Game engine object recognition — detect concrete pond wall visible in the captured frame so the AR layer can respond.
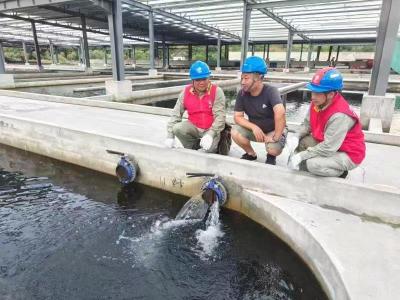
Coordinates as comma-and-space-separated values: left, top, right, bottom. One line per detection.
0, 89, 399, 299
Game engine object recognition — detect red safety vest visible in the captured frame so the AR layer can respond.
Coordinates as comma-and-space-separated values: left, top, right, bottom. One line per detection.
309, 93, 366, 164
183, 84, 217, 130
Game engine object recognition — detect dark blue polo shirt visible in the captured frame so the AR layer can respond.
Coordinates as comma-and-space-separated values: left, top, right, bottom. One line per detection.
234, 84, 283, 133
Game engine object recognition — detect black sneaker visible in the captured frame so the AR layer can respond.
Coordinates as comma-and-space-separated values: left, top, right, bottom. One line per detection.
265, 154, 276, 165
339, 171, 348, 179
192, 139, 201, 150
241, 153, 257, 161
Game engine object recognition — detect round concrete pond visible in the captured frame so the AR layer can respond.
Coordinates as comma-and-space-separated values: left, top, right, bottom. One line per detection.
0, 145, 327, 299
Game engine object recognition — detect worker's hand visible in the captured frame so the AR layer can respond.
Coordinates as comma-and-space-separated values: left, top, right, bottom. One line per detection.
264, 134, 276, 143
251, 125, 265, 142
288, 153, 302, 170
200, 134, 213, 151
291, 136, 300, 150
164, 138, 175, 148
287, 136, 300, 155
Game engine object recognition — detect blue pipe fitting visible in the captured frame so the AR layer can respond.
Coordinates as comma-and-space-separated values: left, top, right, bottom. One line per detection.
201, 177, 228, 206
116, 155, 138, 186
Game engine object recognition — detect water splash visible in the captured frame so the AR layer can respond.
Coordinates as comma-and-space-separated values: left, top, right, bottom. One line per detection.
195, 201, 224, 260
175, 193, 209, 221
205, 199, 220, 227
175, 193, 225, 260
116, 214, 199, 268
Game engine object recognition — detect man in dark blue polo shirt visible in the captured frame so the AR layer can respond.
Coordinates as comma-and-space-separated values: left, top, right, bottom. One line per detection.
232, 56, 286, 165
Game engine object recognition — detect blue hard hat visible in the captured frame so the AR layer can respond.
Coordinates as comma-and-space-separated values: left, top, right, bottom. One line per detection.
241, 56, 268, 75
189, 60, 211, 80
306, 67, 343, 93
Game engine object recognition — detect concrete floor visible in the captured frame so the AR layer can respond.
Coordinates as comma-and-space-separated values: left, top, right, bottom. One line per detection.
0, 94, 397, 190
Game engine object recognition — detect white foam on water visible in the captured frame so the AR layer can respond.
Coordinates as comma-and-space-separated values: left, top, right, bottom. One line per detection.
116, 215, 199, 267
195, 223, 224, 259
152, 218, 198, 233
195, 201, 224, 260
149, 217, 198, 237
116, 230, 141, 245
116, 197, 223, 265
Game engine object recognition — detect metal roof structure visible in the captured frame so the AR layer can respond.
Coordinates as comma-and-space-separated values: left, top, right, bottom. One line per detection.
140, 0, 389, 43
0, 1, 399, 99
0, 0, 399, 48
0, 0, 240, 47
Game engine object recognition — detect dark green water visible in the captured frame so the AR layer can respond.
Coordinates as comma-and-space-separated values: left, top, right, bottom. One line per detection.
0, 145, 327, 300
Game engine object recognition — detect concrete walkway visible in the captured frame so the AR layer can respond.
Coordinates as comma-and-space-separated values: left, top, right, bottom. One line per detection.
0, 94, 398, 190
242, 190, 400, 300
0, 93, 399, 299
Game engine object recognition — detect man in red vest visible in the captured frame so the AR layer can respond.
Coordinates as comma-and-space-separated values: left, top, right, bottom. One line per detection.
288, 67, 366, 178
165, 61, 226, 152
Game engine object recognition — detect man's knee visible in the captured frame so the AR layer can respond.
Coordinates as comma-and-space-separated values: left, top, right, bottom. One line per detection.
231, 128, 242, 140
305, 159, 330, 176
231, 127, 251, 143
172, 122, 183, 135
266, 132, 286, 156
298, 135, 318, 152
172, 122, 191, 137
305, 158, 344, 177
305, 159, 318, 173
267, 148, 282, 156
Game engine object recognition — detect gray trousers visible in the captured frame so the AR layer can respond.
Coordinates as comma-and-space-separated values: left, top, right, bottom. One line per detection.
298, 135, 357, 177
173, 121, 220, 153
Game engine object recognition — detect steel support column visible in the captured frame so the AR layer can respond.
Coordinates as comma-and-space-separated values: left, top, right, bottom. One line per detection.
266, 44, 270, 61
76, 47, 80, 65
154, 42, 159, 60
205, 45, 209, 64
217, 34, 221, 68
131, 45, 136, 66
81, 15, 91, 69
224, 44, 229, 61
306, 43, 313, 68
22, 42, 29, 65
162, 39, 167, 69
107, 0, 125, 81
128, 46, 132, 60
336, 45, 341, 61
0, 43, 5, 73
285, 30, 294, 69
79, 38, 85, 66
188, 44, 192, 62
327, 45, 333, 61
263, 44, 266, 60
369, 0, 400, 95
148, 10, 155, 70
104, 46, 108, 66
240, 0, 251, 68
49, 41, 55, 65
316, 45, 322, 61
31, 20, 42, 70
55, 46, 59, 64
167, 45, 170, 67
300, 43, 303, 61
